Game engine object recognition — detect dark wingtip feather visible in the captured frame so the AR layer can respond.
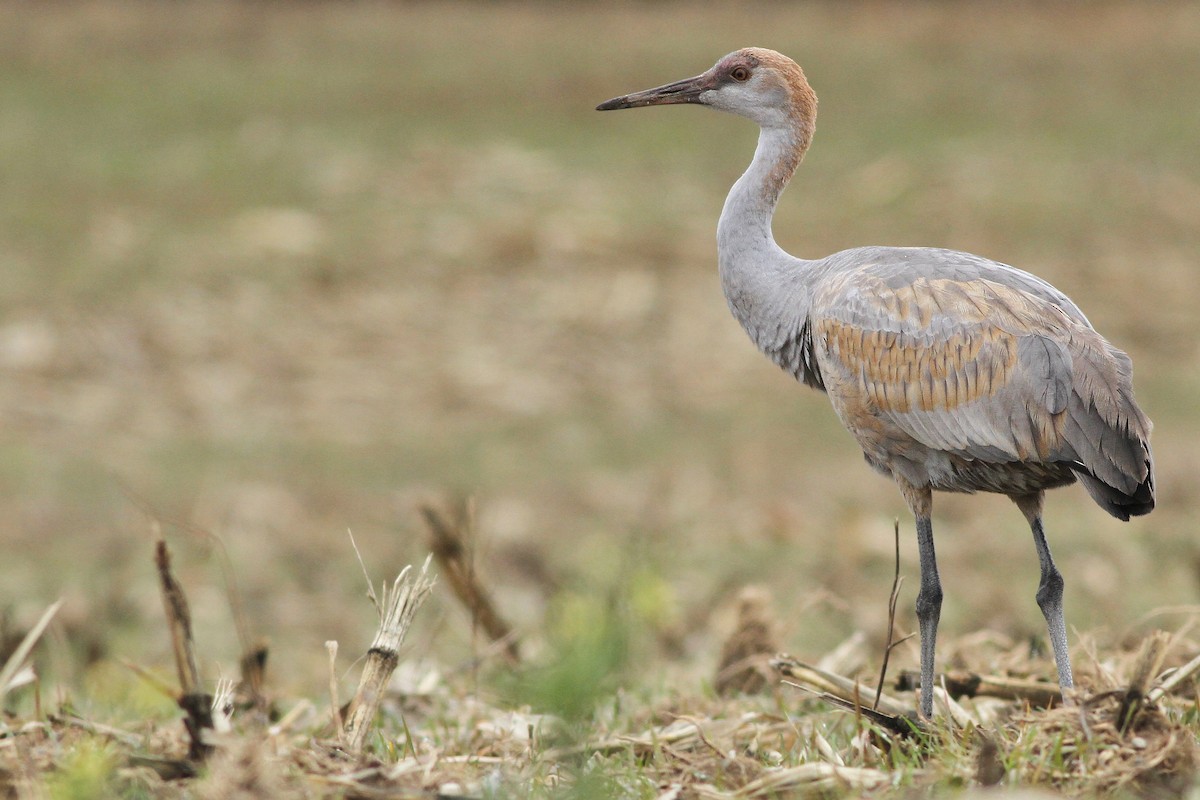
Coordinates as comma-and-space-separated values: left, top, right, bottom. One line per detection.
1121, 474, 1155, 518
1074, 463, 1154, 521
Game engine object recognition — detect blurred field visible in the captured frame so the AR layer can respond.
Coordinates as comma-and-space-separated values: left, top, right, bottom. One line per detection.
1, 0, 1199, 749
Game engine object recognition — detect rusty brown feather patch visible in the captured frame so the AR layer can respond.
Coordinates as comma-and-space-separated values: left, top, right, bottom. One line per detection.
814, 276, 1072, 415
819, 320, 1019, 414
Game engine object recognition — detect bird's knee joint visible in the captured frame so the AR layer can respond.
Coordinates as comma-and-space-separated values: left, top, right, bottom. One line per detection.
915, 586, 943, 618
1036, 571, 1065, 610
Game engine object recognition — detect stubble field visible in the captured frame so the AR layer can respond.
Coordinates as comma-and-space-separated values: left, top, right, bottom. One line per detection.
1, 2, 1199, 797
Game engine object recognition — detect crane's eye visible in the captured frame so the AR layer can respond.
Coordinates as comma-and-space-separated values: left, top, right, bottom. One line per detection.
730, 66, 751, 82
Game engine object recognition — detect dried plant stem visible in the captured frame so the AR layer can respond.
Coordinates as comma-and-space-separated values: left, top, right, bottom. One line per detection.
326, 641, 343, 742
0, 598, 62, 706
53, 713, 144, 748
421, 503, 519, 664
154, 538, 214, 760
1118, 630, 1171, 734
342, 556, 437, 754
773, 655, 911, 720
941, 671, 1062, 708
734, 763, 892, 797
1148, 649, 1200, 704
238, 640, 270, 715
875, 519, 912, 711
121, 481, 267, 711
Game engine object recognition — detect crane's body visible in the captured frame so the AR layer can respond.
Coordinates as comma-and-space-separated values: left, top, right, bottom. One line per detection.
728, 242, 1146, 509
598, 48, 1154, 719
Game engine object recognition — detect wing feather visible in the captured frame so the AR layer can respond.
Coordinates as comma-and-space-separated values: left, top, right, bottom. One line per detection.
810, 267, 1151, 499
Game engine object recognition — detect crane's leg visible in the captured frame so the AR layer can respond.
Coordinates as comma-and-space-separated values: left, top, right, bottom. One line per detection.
900, 481, 940, 719
914, 514, 941, 719
1013, 493, 1074, 698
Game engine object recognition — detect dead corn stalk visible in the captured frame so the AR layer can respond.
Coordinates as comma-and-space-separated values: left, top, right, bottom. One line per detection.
940, 670, 1062, 708
421, 503, 520, 664
154, 537, 214, 761
342, 555, 437, 754
1118, 630, 1171, 735
773, 655, 922, 735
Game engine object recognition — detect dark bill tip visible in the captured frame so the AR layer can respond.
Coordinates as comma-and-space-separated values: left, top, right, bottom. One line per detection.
596, 96, 631, 111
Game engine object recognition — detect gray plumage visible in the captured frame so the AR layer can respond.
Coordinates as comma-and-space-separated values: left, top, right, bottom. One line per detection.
599, 47, 1154, 719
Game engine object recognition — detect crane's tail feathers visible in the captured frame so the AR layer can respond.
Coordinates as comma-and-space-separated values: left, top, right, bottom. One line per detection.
1061, 337, 1154, 520
1072, 461, 1155, 521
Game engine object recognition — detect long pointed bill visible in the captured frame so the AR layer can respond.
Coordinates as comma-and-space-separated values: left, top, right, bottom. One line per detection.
596, 73, 715, 111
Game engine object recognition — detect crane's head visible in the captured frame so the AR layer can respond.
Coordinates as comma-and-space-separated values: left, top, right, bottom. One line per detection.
596, 48, 816, 136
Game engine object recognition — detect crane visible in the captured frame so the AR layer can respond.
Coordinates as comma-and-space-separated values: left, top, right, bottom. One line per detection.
597, 48, 1154, 719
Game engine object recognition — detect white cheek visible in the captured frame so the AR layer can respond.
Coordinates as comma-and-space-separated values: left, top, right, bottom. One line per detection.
704, 85, 752, 112
704, 86, 790, 129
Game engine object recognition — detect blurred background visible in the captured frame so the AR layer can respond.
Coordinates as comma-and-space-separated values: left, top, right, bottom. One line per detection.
1, 1, 1197, 703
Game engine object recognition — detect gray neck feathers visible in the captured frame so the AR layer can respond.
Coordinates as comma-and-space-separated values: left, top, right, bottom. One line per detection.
716, 125, 820, 384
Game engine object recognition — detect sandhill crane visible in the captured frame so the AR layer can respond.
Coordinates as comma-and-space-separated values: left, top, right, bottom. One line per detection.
597, 48, 1154, 719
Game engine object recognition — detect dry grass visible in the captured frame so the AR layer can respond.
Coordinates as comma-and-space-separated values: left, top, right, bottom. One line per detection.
5, 589, 1200, 798
0, 1, 1199, 796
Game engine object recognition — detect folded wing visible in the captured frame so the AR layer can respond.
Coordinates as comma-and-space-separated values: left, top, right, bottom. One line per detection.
811, 268, 1153, 518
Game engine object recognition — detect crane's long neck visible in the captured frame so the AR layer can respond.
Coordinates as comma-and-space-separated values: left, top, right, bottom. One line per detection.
717, 123, 804, 258
716, 121, 815, 363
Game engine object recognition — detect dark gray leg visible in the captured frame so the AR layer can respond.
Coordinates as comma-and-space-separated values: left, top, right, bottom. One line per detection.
1031, 516, 1073, 691
1013, 493, 1074, 697
897, 479, 940, 718
914, 514, 942, 719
